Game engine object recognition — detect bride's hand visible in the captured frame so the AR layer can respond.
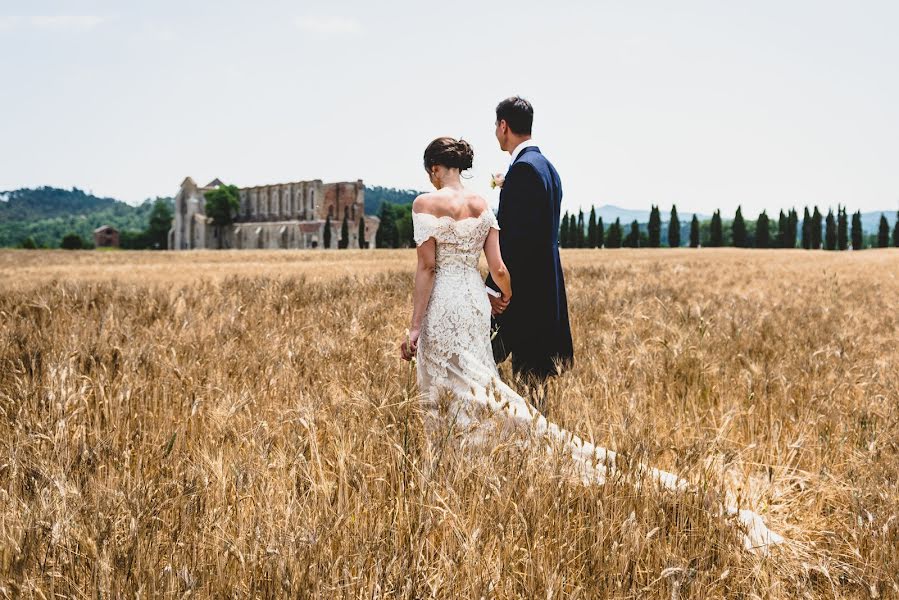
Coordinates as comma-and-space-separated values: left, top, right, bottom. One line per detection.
400, 328, 420, 361
489, 293, 510, 316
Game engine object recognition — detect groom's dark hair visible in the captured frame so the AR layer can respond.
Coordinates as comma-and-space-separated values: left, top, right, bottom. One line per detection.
496, 96, 533, 135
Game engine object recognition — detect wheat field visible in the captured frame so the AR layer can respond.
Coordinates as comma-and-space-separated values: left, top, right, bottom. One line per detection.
1, 248, 897, 598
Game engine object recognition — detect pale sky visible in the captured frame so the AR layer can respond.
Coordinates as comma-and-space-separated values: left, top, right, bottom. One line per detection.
2, 1, 898, 217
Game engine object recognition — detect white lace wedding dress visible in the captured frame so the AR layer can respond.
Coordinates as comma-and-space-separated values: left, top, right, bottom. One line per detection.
411, 209, 784, 554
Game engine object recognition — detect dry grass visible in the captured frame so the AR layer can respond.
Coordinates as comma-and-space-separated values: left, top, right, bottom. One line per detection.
1, 248, 897, 598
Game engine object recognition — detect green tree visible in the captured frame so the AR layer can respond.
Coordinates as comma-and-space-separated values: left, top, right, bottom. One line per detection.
776, 210, 787, 248
607, 218, 623, 248
709, 210, 723, 247
61, 232, 84, 249
363, 186, 421, 215
597, 216, 605, 248
824, 209, 836, 250
801, 207, 812, 249
787, 208, 799, 248
756, 211, 770, 248
648, 205, 661, 247
689, 215, 700, 248
338, 214, 350, 249
894, 212, 899, 247
837, 206, 848, 250
811, 206, 823, 249
20, 236, 37, 249
146, 198, 173, 249
204, 184, 240, 249
623, 220, 640, 248
668, 206, 680, 248
358, 217, 367, 249
560, 212, 570, 248
120, 229, 151, 249
375, 203, 397, 248
394, 205, 415, 247
851, 210, 863, 250
576, 210, 585, 248
877, 214, 889, 248
732, 206, 747, 248
587, 207, 598, 248
323, 215, 332, 249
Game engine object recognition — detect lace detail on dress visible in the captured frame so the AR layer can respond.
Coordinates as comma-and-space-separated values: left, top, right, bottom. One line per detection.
412, 210, 499, 397
412, 210, 499, 248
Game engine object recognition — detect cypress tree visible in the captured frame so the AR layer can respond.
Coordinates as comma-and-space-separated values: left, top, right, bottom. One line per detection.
877, 214, 889, 248
787, 208, 799, 248
756, 211, 770, 248
668, 205, 680, 248
323, 215, 332, 249
775, 210, 787, 248
837, 206, 848, 250
811, 206, 823, 249
375, 203, 398, 248
709, 210, 723, 247
560, 212, 570, 248
597, 216, 605, 248
576, 210, 585, 248
732, 206, 747, 248
824, 209, 836, 250
358, 216, 366, 249
607, 218, 622, 248
340, 214, 350, 249
587, 206, 598, 248
690, 215, 700, 248
648, 205, 661, 247
894, 211, 899, 247
801, 207, 812, 249
851, 210, 863, 250
623, 220, 640, 248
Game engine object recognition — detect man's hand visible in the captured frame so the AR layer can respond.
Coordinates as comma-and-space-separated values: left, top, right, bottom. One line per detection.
489, 293, 510, 316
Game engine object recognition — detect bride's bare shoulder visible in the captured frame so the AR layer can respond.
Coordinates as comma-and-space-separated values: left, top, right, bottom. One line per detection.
412, 192, 440, 215
466, 192, 490, 216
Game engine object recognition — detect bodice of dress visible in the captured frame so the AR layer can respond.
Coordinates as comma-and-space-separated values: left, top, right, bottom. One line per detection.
412, 210, 500, 275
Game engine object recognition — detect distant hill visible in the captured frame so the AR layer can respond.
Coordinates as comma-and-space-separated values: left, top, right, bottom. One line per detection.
0, 187, 171, 248
364, 186, 421, 215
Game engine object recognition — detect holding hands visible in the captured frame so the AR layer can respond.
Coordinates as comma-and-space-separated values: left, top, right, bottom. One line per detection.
489, 293, 510, 316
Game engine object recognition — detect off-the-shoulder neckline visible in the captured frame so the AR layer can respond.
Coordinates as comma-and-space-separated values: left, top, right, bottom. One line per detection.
411, 210, 492, 223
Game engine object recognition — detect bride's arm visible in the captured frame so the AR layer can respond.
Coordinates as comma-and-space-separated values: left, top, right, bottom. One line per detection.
484, 227, 511, 300
402, 237, 437, 359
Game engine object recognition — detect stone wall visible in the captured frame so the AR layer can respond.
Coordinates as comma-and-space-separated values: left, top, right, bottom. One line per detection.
170, 177, 378, 250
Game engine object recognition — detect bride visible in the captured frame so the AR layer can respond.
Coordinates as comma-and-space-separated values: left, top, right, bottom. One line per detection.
399, 136, 784, 554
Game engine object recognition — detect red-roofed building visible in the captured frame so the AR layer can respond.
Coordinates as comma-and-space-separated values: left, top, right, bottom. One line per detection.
93, 225, 119, 248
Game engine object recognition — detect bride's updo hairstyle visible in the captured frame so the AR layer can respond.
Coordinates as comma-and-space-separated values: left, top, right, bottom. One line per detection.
423, 137, 474, 172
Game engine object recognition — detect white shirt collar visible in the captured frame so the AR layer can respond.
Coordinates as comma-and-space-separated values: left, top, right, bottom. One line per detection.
509, 139, 537, 165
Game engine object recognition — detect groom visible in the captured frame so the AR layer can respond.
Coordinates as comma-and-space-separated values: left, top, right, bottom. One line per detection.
486, 96, 574, 389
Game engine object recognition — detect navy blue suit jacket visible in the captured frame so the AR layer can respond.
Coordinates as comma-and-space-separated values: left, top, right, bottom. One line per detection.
486, 145, 574, 379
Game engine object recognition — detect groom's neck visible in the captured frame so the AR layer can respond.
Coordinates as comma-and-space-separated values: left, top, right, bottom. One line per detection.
506, 134, 532, 154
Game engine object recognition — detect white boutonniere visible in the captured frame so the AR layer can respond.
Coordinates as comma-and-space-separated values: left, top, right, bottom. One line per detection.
490, 173, 505, 189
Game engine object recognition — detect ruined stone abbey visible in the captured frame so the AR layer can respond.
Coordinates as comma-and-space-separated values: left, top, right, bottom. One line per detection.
169, 177, 379, 250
